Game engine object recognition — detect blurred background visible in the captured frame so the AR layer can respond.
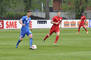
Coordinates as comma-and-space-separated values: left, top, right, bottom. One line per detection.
0, 0, 91, 20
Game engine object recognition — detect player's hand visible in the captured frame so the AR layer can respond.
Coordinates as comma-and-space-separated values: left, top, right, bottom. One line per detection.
55, 21, 60, 24
55, 22, 59, 24
22, 24, 25, 26
60, 20, 62, 22
30, 29, 32, 31
85, 23, 87, 26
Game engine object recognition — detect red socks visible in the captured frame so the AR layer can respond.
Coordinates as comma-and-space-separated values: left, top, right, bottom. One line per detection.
54, 35, 59, 44
78, 29, 80, 32
44, 34, 49, 40
44, 34, 59, 44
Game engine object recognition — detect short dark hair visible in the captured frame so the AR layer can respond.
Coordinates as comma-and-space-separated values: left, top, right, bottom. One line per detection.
27, 10, 32, 12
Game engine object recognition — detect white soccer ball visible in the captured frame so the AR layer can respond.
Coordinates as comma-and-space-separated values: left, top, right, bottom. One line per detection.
32, 45, 37, 50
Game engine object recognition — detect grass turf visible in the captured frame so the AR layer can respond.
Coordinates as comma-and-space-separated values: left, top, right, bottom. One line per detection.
0, 28, 91, 60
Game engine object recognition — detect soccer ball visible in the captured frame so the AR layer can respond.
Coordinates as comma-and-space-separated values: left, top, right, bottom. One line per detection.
32, 45, 37, 50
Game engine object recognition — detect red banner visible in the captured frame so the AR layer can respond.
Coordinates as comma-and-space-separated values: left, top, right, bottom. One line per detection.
5, 21, 17, 29
0, 20, 4, 29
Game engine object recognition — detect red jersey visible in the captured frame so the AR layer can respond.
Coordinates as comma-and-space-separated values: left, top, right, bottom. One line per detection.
50, 16, 62, 33
80, 16, 86, 25
52, 16, 63, 27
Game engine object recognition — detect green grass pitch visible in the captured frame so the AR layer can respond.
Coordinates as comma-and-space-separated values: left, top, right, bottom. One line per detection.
0, 28, 91, 60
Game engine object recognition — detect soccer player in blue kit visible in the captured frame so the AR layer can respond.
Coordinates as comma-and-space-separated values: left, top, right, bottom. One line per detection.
16, 10, 33, 49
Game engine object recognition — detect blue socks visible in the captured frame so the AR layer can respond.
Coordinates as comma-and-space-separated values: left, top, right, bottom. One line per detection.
16, 40, 21, 48
30, 38, 33, 48
16, 38, 33, 48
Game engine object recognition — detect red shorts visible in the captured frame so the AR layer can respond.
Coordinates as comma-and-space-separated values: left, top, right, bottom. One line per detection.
49, 26, 60, 35
79, 24, 86, 28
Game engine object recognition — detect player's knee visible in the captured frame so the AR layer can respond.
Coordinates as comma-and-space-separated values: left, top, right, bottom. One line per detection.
20, 38, 23, 40
83, 26, 86, 29
57, 32, 60, 36
48, 33, 51, 36
57, 34, 60, 36
29, 34, 32, 38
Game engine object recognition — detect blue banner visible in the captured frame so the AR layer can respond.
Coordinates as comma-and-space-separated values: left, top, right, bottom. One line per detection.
89, 20, 91, 28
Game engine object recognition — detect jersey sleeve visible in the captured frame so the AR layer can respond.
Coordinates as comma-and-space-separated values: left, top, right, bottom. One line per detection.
60, 17, 63, 22
29, 18, 31, 22
30, 20, 32, 29
84, 16, 86, 20
60, 17, 63, 20
81, 16, 86, 20
81, 16, 84, 20
20, 16, 25, 21
52, 16, 56, 22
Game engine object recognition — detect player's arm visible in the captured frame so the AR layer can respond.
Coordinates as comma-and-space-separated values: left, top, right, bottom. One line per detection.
51, 19, 62, 24
59, 18, 62, 24
84, 19, 87, 25
51, 20, 59, 24
83, 16, 87, 25
51, 17, 60, 24
19, 19, 25, 26
51, 16, 59, 24
29, 21, 32, 31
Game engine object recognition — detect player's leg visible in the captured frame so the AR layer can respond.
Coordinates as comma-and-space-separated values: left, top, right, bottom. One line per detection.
29, 34, 33, 48
16, 38, 23, 48
44, 26, 55, 41
16, 32, 25, 48
27, 31, 33, 48
83, 25, 88, 34
78, 25, 81, 33
54, 31, 60, 44
43, 29, 54, 41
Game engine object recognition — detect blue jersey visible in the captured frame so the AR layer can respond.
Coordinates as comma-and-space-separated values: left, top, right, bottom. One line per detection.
20, 16, 31, 32
16, 16, 32, 48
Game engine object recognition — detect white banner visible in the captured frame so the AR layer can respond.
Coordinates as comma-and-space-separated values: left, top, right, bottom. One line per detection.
32, 20, 52, 28
2, 20, 89, 29
3, 20, 52, 29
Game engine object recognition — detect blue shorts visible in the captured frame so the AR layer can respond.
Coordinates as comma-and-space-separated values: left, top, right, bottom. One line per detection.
20, 30, 32, 38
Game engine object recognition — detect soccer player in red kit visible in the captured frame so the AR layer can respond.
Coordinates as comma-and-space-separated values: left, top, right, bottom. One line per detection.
43, 11, 62, 44
78, 14, 88, 34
